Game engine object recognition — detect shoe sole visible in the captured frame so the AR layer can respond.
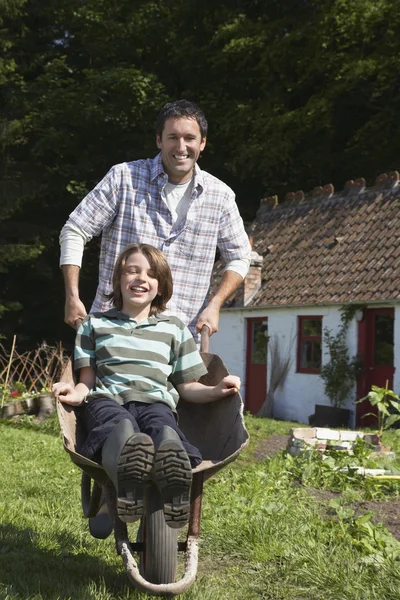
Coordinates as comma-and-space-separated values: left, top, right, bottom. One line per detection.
116, 433, 155, 523
153, 440, 192, 529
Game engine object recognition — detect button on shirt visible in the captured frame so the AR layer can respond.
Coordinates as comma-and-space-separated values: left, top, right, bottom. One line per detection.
67, 154, 251, 337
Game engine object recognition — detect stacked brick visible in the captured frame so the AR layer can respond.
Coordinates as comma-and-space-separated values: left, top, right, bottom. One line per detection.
287, 427, 384, 457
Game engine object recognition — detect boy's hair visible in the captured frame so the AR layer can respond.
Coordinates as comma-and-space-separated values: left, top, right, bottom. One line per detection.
106, 243, 173, 315
156, 99, 208, 139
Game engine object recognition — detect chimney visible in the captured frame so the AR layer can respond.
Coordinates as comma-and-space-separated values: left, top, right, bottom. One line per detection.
235, 250, 263, 307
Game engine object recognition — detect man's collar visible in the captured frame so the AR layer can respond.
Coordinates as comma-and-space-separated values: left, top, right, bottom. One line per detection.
150, 154, 166, 181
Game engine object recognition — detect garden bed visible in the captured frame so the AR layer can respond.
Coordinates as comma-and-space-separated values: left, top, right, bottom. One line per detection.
252, 429, 400, 542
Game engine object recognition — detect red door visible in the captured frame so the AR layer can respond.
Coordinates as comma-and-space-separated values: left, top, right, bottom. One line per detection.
356, 308, 395, 427
245, 317, 268, 414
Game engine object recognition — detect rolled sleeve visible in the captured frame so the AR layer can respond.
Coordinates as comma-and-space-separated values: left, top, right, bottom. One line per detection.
217, 194, 251, 262
68, 166, 121, 237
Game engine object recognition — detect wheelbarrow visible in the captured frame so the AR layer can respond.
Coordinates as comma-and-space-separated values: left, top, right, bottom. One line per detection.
57, 329, 249, 597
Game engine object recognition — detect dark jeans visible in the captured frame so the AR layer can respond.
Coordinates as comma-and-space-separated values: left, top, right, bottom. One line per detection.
79, 397, 202, 468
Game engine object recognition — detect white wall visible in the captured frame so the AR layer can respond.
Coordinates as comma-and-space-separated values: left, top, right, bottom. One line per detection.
209, 310, 247, 389
394, 306, 400, 394
210, 305, 359, 425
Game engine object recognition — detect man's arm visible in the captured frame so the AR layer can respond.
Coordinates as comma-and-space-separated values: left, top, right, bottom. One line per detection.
196, 270, 243, 335
62, 264, 88, 328
59, 167, 120, 327
60, 221, 93, 327
197, 186, 252, 335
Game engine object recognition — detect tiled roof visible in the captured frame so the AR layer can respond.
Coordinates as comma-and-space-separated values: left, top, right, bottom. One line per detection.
214, 173, 400, 308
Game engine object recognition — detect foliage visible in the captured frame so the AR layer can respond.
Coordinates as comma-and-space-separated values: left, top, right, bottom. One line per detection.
358, 383, 400, 439
328, 500, 400, 563
284, 439, 400, 499
2, 1, 400, 345
320, 306, 364, 407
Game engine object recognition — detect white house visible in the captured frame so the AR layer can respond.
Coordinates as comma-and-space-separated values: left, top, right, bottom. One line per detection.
209, 172, 400, 428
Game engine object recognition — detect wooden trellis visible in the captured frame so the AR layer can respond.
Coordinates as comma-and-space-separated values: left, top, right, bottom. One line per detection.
0, 341, 69, 395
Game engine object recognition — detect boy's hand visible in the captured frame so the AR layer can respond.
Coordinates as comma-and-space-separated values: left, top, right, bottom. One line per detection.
52, 382, 84, 406
214, 375, 241, 398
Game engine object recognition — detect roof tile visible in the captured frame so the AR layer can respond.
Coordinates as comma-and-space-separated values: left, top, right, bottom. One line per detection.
212, 183, 400, 307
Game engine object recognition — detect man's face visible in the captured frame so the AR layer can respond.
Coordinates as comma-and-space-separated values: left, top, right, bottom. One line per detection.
157, 117, 206, 183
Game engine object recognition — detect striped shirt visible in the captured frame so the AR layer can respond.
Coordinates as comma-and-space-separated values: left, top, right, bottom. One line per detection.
74, 309, 208, 411
67, 154, 251, 338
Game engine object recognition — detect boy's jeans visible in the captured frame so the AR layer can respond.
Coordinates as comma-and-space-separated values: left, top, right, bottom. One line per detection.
78, 397, 202, 468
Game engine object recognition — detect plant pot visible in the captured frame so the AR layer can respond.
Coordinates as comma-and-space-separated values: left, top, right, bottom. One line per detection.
309, 404, 350, 428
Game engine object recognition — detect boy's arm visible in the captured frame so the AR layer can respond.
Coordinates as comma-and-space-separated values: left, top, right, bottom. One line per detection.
176, 375, 241, 404
52, 366, 96, 406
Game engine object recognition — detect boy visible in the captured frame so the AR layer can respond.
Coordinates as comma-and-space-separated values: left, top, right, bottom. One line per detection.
53, 243, 240, 529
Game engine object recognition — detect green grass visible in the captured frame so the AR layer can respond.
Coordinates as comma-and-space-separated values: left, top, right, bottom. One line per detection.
1, 414, 400, 599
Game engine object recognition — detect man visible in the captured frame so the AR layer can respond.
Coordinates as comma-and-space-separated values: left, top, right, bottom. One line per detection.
60, 99, 251, 339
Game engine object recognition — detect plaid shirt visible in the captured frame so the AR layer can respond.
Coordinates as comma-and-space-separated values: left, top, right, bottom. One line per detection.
68, 154, 251, 337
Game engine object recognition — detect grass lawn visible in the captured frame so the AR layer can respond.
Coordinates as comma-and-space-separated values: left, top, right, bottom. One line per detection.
1, 414, 400, 599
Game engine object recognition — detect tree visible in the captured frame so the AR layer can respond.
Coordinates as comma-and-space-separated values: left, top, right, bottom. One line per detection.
0, 0, 168, 345
1, 0, 400, 346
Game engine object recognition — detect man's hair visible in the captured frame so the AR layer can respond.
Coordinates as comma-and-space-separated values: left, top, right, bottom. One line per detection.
106, 243, 173, 315
156, 99, 208, 139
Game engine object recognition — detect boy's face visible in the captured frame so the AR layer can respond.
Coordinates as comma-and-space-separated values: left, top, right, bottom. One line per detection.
120, 251, 159, 319
156, 117, 206, 184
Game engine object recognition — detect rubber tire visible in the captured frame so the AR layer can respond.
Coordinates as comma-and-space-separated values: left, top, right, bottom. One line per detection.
138, 484, 178, 584
81, 472, 103, 518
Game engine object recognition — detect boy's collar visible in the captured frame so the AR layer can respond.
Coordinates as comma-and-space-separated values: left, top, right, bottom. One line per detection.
102, 307, 170, 323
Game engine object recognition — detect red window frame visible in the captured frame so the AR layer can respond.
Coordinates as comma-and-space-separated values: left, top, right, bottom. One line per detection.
297, 316, 322, 374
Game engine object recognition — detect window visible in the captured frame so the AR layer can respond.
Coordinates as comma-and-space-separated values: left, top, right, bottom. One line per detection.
250, 320, 268, 365
374, 313, 394, 365
297, 316, 322, 373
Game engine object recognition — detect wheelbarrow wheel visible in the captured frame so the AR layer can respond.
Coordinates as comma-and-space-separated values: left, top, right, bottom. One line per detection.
138, 484, 178, 584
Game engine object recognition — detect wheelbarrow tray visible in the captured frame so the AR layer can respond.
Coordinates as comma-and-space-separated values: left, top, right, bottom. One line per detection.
58, 351, 249, 482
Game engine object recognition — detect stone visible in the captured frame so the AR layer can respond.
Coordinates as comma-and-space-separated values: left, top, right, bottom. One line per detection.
315, 428, 340, 441
288, 446, 302, 457
339, 431, 363, 442
290, 428, 316, 439
363, 434, 380, 445
36, 393, 55, 420
327, 441, 353, 451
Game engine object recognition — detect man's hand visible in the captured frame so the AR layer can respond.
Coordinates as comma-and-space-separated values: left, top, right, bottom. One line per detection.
196, 270, 243, 336
65, 296, 87, 329
196, 301, 220, 336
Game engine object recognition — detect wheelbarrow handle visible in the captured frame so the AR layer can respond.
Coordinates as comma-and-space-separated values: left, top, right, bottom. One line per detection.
200, 325, 210, 353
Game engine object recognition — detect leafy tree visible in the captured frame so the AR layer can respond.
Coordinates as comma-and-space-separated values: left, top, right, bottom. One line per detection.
0, 0, 168, 345
1, 0, 400, 346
